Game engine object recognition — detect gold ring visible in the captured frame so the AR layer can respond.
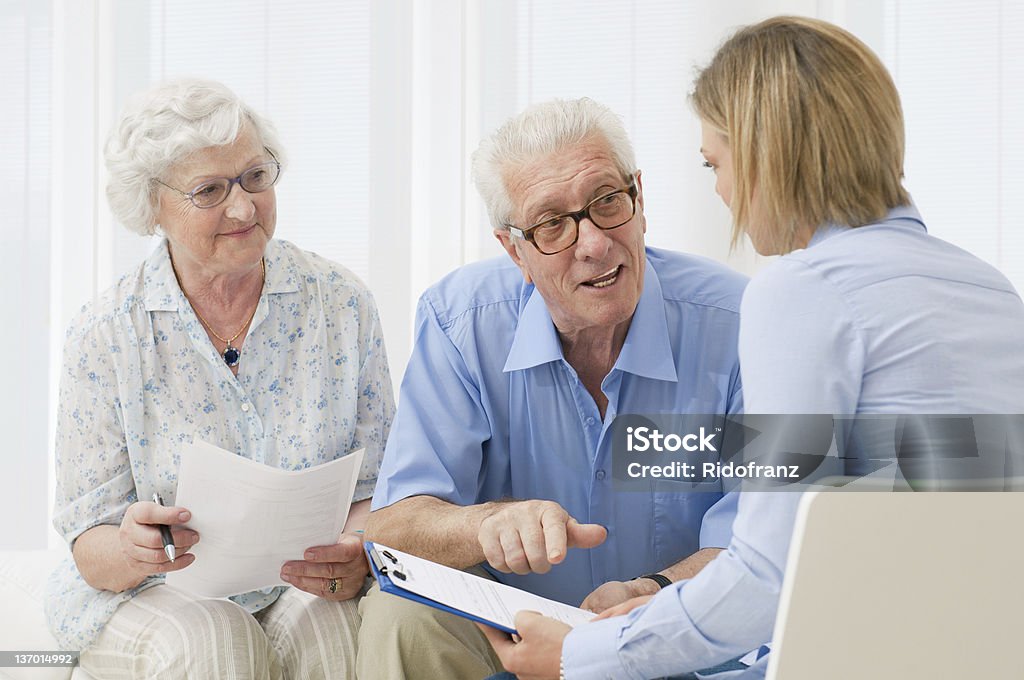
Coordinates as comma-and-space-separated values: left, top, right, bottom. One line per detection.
328, 578, 339, 594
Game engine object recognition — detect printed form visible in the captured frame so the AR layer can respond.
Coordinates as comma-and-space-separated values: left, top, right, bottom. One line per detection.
167, 440, 364, 597
372, 544, 595, 631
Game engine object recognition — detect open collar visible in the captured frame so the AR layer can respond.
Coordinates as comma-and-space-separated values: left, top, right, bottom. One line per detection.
503, 253, 677, 382
143, 238, 299, 312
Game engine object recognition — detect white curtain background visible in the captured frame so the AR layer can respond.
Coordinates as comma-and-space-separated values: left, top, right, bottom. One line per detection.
0, 0, 1019, 548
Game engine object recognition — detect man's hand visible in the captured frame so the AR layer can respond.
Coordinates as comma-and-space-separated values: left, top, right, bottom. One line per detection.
280, 533, 367, 600
593, 594, 655, 621
580, 577, 659, 613
477, 611, 570, 680
478, 500, 606, 575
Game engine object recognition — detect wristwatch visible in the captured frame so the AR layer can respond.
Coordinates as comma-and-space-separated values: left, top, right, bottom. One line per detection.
634, 573, 672, 589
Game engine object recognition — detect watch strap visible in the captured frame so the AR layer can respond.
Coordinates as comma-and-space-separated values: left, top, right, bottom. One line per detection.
635, 573, 672, 589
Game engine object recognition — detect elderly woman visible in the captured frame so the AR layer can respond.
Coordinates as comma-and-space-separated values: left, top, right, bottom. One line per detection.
480, 16, 1024, 680
45, 78, 395, 679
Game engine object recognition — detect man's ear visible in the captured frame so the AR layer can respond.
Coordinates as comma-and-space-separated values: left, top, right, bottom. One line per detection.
494, 228, 533, 285
634, 170, 646, 235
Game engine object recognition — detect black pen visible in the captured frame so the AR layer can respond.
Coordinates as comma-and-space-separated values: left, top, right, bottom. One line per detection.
152, 493, 176, 562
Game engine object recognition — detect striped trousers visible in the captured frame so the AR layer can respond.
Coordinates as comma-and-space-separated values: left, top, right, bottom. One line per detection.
80, 585, 360, 679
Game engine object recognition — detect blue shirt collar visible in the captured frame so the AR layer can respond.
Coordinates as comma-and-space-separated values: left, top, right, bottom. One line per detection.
503, 254, 678, 382
615, 262, 678, 382
502, 285, 564, 371
808, 203, 926, 248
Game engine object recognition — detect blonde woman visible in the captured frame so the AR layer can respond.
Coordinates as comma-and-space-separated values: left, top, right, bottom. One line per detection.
482, 16, 1024, 680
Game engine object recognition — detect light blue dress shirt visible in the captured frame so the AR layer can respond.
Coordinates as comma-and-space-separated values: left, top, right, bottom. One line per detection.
46, 239, 395, 651
372, 247, 747, 605
563, 205, 1024, 679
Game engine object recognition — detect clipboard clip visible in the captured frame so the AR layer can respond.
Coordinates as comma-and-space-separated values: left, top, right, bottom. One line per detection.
370, 546, 407, 581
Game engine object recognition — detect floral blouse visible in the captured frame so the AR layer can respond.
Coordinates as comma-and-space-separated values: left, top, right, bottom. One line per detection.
46, 238, 395, 650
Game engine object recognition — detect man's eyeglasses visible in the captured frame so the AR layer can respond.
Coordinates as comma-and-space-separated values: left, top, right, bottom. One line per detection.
505, 180, 638, 255
155, 151, 282, 209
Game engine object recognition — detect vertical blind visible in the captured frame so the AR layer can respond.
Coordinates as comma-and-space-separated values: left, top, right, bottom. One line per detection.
1, 0, 50, 548
883, 0, 1023, 294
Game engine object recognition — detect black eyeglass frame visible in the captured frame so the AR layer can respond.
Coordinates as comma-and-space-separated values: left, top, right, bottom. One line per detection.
154, 148, 282, 209
504, 179, 639, 255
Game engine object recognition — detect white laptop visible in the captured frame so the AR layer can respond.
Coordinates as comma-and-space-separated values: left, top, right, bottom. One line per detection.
766, 491, 1024, 679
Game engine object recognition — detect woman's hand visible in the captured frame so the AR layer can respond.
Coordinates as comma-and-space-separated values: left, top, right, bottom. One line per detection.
477, 611, 570, 680
117, 500, 199, 580
280, 533, 368, 601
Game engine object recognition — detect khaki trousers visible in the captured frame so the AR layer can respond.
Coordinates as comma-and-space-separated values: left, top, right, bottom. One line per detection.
355, 565, 505, 680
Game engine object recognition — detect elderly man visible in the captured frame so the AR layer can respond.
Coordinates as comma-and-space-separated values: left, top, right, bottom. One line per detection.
357, 98, 747, 679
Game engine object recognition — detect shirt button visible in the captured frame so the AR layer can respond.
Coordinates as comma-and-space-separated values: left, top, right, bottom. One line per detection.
585, 417, 596, 427
595, 469, 606, 480
241, 402, 251, 412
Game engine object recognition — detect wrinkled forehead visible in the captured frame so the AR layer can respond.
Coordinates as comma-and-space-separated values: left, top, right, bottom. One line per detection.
507, 140, 626, 220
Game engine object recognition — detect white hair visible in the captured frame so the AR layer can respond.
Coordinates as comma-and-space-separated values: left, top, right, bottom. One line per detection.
104, 78, 286, 235
471, 97, 637, 229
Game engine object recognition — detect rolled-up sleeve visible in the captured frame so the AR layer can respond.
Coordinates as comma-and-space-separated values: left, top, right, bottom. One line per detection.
350, 289, 396, 501
52, 317, 135, 546
371, 294, 493, 510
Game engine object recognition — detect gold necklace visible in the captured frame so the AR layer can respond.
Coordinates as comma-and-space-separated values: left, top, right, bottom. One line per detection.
178, 259, 266, 367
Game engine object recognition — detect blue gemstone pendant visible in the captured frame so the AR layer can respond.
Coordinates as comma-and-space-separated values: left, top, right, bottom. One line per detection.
223, 345, 241, 367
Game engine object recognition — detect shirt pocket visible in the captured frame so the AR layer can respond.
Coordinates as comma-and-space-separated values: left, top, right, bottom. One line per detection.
652, 476, 723, 567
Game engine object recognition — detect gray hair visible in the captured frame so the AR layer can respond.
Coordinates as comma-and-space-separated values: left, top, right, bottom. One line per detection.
104, 78, 286, 235
471, 97, 637, 229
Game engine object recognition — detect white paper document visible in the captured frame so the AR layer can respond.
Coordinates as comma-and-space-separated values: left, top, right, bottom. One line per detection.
166, 440, 364, 597
370, 543, 595, 631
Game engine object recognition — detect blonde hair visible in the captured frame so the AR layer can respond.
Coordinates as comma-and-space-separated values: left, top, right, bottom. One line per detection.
692, 16, 910, 254
105, 78, 286, 235
472, 97, 637, 229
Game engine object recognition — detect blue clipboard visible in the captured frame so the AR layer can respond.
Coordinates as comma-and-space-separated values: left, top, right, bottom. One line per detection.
364, 541, 517, 635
